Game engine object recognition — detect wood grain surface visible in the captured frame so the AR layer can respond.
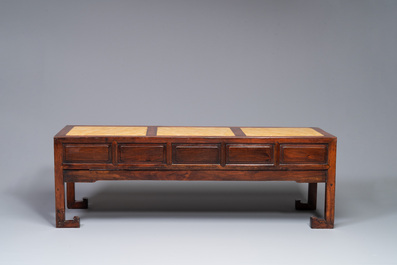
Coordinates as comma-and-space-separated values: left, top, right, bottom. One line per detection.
66, 126, 147, 136
157, 127, 235, 136
241, 127, 323, 137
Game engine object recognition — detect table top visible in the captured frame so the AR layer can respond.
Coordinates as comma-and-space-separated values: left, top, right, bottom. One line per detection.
55, 126, 335, 138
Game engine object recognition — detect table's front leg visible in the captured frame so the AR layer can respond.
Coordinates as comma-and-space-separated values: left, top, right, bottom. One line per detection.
54, 140, 80, 228
310, 180, 335, 228
310, 139, 337, 229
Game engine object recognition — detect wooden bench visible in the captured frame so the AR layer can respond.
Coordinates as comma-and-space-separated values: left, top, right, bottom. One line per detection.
54, 125, 337, 228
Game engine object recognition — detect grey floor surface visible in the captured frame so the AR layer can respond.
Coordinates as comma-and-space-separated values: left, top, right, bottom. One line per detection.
1, 173, 396, 265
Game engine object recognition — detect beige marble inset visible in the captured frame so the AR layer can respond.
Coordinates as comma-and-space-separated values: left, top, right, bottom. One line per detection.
242, 127, 323, 137
67, 126, 147, 136
157, 127, 235, 136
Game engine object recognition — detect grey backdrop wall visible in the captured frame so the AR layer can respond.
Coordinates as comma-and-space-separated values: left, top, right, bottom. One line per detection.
1, 0, 396, 189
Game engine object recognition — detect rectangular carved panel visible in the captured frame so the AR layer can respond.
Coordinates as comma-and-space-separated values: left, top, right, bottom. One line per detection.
280, 144, 327, 164
118, 144, 166, 164
64, 144, 111, 163
173, 144, 220, 164
226, 144, 274, 165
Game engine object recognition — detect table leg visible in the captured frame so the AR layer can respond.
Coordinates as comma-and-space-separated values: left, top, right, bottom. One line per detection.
295, 183, 317, 210
310, 180, 335, 228
310, 139, 336, 229
54, 140, 80, 228
67, 183, 88, 209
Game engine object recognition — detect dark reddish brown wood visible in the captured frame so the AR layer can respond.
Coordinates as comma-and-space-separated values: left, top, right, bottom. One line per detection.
226, 144, 274, 165
274, 142, 280, 166
310, 138, 337, 228
64, 170, 327, 182
311, 127, 336, 138
54, 125, 74, 137
67, 182, 88, 209
112, 141, 118, 166
54, 139, 79, 228
54, 125, 337, 229
61, 163, 329, 171
146, 126, 157, 136
280, 144, 327, 164
230, 127, 246, 136
118, 144, 166, 164
220, 142, 226, 167
64, 144, 111, 163
166, 142, 172, 165
172, 144, 220, 164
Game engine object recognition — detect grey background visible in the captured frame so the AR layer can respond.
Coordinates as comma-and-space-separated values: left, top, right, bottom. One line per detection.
1, 0, 396, 264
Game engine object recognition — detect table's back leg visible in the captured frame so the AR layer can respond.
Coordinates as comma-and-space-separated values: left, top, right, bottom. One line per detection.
295, 183, 317, 210
54, 140, 80, 228
67, 182, 88, 209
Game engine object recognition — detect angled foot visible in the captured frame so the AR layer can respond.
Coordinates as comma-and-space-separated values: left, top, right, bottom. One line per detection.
295, 200, 316, 210
56, 216, 80, 228
310, 216, 334, 229
67, 198, 88, 209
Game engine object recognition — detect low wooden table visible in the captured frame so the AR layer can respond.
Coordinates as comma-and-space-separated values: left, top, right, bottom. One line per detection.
54, 125, 337, 228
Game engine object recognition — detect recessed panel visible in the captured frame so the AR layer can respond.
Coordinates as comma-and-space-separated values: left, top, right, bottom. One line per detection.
281, 144, 327, 164
173, 144, 220, 164
226, 144, 274, 164
64, 144, 111, 163
66, 126, 147, 136
158, 127, 234, 136
242, 128, 323, 137
118, 144, 166, 164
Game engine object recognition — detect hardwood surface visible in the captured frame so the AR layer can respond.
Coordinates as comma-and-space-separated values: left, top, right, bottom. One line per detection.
54, 125, 337, 228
